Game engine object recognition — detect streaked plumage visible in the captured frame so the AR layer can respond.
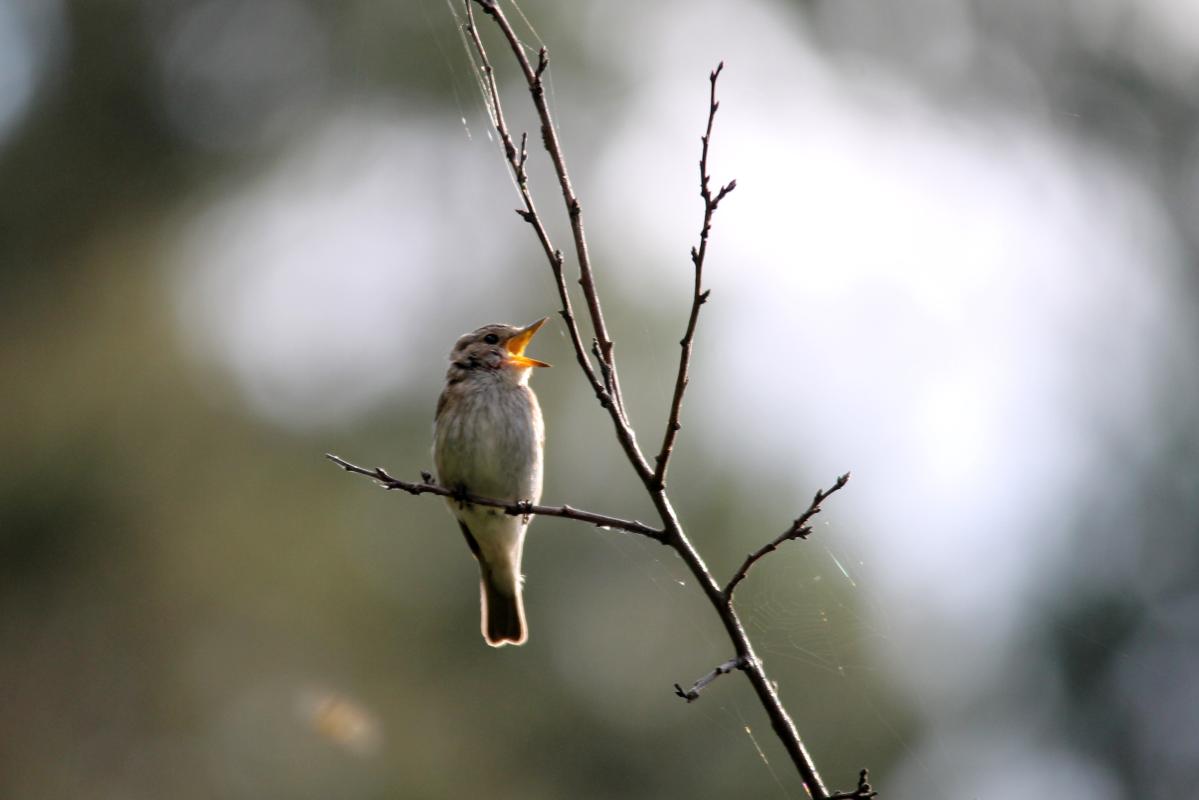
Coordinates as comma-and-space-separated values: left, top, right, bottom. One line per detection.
433, 319, 549, 646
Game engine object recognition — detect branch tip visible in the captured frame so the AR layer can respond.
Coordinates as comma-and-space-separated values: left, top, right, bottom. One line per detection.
651, 61, 734, 488
724, 471, 853, 602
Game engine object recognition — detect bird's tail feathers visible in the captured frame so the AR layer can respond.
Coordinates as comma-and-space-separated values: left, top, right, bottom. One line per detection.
481, 569, 527, 647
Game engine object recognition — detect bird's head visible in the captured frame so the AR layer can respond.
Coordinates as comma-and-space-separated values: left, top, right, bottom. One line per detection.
447, 317, 551, 384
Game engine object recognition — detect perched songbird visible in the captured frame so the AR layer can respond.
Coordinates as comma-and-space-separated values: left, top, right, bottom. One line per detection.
433, 318, 550, 646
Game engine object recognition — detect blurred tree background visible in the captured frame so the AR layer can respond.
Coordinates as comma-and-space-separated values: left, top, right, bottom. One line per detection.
2, 1, 1198, 797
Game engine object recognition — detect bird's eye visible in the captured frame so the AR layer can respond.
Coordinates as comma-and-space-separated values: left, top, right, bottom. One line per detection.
483, 333, 500, 345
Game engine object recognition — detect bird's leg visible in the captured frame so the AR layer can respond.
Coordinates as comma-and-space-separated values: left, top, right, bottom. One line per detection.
449, 482, 470, 510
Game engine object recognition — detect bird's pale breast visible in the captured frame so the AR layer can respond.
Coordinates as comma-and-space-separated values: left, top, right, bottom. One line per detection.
434, 377, 544, 504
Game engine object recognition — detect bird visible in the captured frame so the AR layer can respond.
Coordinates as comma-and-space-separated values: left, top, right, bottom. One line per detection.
432, 318, 550, 646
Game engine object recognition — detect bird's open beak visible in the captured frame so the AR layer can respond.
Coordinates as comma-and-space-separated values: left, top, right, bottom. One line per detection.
506, 317, 552, 368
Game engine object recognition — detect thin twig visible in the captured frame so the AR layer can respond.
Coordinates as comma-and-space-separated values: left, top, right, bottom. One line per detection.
652, 61, 736, 489
673, 656, 748, 703
724, 473, 852, 603
326, 454, 666, 543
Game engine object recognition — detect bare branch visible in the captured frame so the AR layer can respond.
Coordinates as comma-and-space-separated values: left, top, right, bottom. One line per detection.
326, 454, 666, 543
469, 0, 653, 482
724, 472, 852, 603
673, 655, 748, 703
652, 62, 737, 489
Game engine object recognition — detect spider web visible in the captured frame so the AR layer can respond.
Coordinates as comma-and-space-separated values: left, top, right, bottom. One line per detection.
440, 0, 561, 199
